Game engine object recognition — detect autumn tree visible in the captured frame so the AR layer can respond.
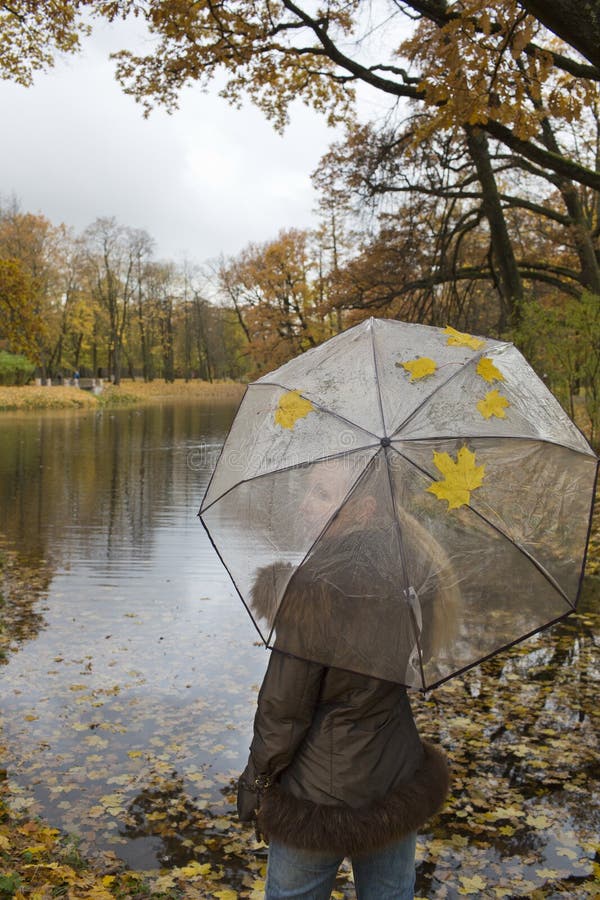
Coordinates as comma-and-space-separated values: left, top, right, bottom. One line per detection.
104, 1, 599, 185
0, 204, 68, 372
5, 2, 598, 335
0, 1, 92, 84
65, 0, 587, 332
217, 229, 330, 373
0, 257, 46, 360
83, 217, 153, 385
313, 103, 599, 330
177, 294, 248, 381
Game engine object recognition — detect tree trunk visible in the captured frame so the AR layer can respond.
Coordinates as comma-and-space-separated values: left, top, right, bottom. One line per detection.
538, 116, 600, 294
518, 0, 600, 69
465, 126, 525, 330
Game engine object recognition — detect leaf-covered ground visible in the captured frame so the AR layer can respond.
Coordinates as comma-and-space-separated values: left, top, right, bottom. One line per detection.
1, 541, 598, 899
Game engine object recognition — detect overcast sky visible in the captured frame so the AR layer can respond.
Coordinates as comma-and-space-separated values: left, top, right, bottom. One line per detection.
0, 16, 361, 266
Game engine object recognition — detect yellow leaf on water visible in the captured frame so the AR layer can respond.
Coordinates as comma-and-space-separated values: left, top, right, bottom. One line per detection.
476, 356, 505, 383
486, 804, 525, 820
400, 357, 437, 381
556, 847, 577, 860
526, 813, 552, 828
444, 325, 485, 350
459, 874, 487, 894
536, 868, 559, 879
213, 891, 238, 900
87, 806, 105, 819
427, 446, 485, 510
274, 390, 314, 430
127, 750, 143, 758
178, 861, 212, 877
477, 389, 509, 419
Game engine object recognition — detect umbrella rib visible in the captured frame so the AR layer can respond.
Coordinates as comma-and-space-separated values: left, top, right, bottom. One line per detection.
391, 350, 487, 438
257, 380, 381, 441
381, 445, 427, 691
199, 444, 379, 515
388, 445, 577, 612
392, 432, 597, 458
369, 322, 387, 437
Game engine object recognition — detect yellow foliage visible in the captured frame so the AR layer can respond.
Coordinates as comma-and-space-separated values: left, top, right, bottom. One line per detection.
274, 390, 314, 429
177, 860, 212, 877
427, 446, 486, 509
476, 357, 505, 383
444, 325, 485, 350
459, 874, 488, 894
477, 389, 510, 419
401, 0, 599, 143
400, 357, 437, 381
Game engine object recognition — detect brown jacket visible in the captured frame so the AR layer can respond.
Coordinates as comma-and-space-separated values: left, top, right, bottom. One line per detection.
238, 649, 449, 856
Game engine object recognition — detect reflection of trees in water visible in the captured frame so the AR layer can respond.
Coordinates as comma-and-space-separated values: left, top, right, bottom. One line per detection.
0, 546, 52, 661
0, 402, 237, 564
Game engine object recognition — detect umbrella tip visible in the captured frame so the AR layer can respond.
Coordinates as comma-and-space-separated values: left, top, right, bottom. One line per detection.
380, 436, 391, 447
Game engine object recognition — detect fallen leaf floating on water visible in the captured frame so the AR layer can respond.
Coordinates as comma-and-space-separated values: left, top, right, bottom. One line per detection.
476, 356, 505, 383
399, 357, 438, 381
427, 446, 485, 509
443, 325, 485, 350
477, 389, 510, 420
459, 874, 487, 894
274, 390, 314, 430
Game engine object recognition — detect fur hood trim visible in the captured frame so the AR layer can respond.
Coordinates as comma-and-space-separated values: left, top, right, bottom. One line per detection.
257, 741, 449, 855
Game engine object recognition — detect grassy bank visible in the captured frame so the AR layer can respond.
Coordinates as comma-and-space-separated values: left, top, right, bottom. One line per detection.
0, 380, 245, 413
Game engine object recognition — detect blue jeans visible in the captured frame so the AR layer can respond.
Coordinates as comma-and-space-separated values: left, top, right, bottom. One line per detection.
264, 832, 417, 900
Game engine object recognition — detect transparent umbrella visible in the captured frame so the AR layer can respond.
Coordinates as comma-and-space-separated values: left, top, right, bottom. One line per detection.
199, 318, 598, 690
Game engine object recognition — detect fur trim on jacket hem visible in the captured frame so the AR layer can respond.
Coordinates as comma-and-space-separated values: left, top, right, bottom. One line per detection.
257, 741, 449, 856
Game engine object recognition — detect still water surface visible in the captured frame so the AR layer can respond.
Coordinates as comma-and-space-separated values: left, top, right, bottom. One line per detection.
0, 400, 269, 871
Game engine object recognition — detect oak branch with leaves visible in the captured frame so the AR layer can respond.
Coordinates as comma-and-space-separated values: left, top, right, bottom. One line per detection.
95, 1, 600, 193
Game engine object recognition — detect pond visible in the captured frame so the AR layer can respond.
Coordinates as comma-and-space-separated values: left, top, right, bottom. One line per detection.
0, 401, 269, 872
0, 399, 598, 898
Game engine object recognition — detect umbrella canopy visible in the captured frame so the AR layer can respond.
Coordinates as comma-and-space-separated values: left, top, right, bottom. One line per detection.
199, 318, 598, 690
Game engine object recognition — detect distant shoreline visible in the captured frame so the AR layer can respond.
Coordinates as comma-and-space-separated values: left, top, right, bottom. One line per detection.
0, 379, 246, 413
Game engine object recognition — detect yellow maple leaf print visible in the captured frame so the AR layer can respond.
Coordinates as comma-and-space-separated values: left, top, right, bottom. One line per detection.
274, 390, 314, 429
427, 446, 485, 510
476, 356, 505, 383
477, 389, 509, 419
400, 357, 437, 381
444, 325, 485, 350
